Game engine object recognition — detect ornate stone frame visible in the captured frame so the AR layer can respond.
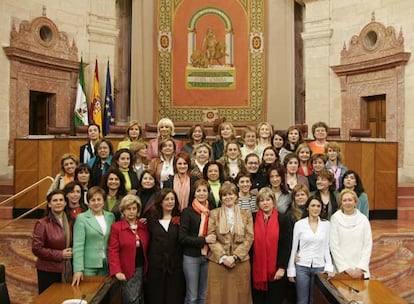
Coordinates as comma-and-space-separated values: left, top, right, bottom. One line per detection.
155, 0, 266, 123
3, 12, 79, 164
331, 16, 410, 165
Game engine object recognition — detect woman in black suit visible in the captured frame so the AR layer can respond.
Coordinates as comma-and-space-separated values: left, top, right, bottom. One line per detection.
79, 124, 101, 164
146, 189, 185, 304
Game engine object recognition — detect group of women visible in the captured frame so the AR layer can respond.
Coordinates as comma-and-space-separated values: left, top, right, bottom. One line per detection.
32, 118, 373, 304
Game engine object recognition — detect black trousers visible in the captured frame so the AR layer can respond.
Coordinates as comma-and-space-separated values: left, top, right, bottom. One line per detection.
37, 269, 61, 294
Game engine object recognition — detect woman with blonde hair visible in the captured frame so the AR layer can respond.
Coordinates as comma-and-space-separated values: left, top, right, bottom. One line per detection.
252, 187, 292, 304
148, 117, 183, 159
325, 141, 347, 190
330, 189, 372, 279
130, 141, 150, 181
47, 153, 79, 194
206, 181, 254, 304
256, 122, 273, 159
117, 120, 144, 150
212, 121, 237, 160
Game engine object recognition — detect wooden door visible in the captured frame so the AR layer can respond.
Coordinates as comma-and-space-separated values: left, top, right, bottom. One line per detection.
364, 94, 386, 138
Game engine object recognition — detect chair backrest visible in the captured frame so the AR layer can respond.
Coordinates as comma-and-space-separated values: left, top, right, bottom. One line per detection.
0, 265, 11, 304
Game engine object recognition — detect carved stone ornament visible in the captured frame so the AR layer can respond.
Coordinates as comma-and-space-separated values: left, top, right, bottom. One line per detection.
8, 15, 78, 62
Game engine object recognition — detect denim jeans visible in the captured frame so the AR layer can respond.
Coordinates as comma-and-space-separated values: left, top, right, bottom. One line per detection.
295, 264, 324, 304
183, 255, 208, 304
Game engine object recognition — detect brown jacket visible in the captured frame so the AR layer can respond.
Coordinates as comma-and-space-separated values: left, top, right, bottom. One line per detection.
207, 206, 254, 263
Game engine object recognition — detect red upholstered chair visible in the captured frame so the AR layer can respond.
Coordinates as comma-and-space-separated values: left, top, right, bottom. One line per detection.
349, 129, 371, 140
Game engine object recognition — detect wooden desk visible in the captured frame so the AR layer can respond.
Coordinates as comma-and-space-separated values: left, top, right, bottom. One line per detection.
314, 274, 407, 304
31, 276, 119, 304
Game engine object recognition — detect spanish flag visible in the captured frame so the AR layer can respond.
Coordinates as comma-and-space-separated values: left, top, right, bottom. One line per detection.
89, 59, 103, 136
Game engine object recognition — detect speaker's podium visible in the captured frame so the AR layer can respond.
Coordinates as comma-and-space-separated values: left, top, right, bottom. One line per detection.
31, 276, 120, 304
314, 273, 407, 304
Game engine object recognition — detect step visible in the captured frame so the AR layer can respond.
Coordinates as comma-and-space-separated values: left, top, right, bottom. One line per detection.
398, 197, 414, 207
398, 208, 414, 220
398, 184, 414, 196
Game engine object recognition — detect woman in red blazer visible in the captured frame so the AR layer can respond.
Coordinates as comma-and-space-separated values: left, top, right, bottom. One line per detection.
108, 194, 149, 304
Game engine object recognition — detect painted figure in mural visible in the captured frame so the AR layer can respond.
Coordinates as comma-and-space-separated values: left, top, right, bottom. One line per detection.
188, 26, 227, 68
203, 27, 217, 64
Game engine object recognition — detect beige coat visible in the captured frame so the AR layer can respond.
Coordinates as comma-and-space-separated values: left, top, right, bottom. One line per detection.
207, 206, 254, 263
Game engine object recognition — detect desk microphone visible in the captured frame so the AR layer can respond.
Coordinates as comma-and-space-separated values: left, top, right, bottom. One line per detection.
78, 294, 86, 304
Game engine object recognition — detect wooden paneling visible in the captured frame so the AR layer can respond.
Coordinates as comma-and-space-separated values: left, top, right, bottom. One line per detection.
14, 138, 397, 213
374, 143, 398, 210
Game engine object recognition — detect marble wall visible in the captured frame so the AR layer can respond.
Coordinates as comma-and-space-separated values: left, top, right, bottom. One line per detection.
303, 0, 414, 182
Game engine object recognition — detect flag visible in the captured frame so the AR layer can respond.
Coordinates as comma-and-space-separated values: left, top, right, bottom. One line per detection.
89, 59, 103, 136
103, 60, 115, 136
74, 57, 88, 127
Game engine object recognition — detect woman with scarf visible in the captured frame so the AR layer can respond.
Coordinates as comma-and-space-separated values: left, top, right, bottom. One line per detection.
163, 152, 198, 212
179, 179, 216, 304
206, 182, 254, 304
32, 190, 73, 293
252, 187, 292, 304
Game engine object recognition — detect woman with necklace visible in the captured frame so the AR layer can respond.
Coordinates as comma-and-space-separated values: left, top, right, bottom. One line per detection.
72, 186, 115, 286
147, 189, 185, 304
287, 196, 334, 304
101, 168, 127, 221
108, 194, 149, 304
311, 169, 339, 220
149, 137, 176, 188
267, 165, 291, 214
164, 152, 198, 211
63, 181, 87, 221
32, 190, 73, 293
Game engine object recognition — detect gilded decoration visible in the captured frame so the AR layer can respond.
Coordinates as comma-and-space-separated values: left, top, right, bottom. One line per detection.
155, 0, 266, 123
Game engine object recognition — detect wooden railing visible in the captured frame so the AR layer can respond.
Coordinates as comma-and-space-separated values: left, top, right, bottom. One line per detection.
0, 176, 54, 230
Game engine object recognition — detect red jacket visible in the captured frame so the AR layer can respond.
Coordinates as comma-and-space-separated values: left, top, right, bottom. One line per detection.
108, 219, 149, 279
32, 214, 71, 273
